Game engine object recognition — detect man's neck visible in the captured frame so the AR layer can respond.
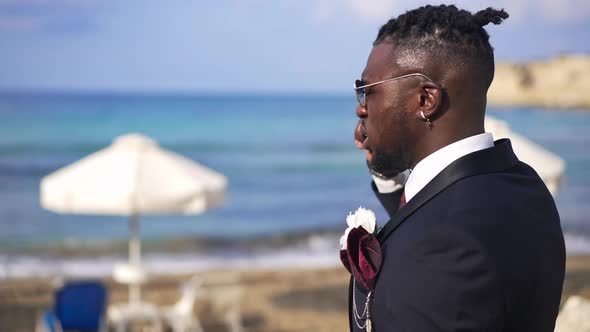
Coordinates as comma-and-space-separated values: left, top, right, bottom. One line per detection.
410, 126, 486, 170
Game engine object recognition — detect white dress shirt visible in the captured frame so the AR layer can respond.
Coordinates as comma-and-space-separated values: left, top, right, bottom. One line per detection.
373, 133, 494, 203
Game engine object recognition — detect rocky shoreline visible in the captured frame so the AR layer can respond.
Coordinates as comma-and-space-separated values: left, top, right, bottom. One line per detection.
488, 55, 590, 110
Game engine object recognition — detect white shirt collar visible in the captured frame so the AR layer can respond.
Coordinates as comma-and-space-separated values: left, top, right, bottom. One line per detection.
404, 133, 494, 203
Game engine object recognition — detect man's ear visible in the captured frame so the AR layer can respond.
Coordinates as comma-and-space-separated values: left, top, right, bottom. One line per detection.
415, 82, 443, 120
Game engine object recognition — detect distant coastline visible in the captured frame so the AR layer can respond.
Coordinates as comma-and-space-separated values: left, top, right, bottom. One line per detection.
488, 54, 590, 110
2, 55, 589, 111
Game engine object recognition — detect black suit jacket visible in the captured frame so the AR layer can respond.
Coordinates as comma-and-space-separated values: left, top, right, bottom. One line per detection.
349, 139, 565, 332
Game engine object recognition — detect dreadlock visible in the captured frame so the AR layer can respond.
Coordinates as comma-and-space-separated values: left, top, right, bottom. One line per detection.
374, 5, 509, 87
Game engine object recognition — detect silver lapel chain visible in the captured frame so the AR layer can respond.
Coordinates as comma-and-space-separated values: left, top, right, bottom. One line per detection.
352, 279, 372, 330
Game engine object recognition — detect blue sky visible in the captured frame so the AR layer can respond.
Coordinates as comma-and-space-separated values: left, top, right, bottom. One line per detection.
1, 0, 589, 93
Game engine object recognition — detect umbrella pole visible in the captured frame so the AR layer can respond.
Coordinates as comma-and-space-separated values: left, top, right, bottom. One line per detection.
129, 213, 141, 305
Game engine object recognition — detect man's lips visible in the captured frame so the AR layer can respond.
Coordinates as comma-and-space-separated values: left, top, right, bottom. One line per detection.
354, 121, 369, 149
354, 121, 367, 149
354, 121, 372, 162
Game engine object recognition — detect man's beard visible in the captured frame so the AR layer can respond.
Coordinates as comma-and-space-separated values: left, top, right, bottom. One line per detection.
368, 148, 407, 179
366, 108, 410, 178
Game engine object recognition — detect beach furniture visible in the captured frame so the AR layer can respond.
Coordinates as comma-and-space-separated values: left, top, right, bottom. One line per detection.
112, 263, 148, 306
160, 274, 205, 332
214, 284, 244, 332
107, 301, 163, 332
35, 280, 108, 332
554, 295, 590, 332
107, 262, 166, 331
202, 273, 244, 332
40, 133, 228, 304
161, 273, 244, 332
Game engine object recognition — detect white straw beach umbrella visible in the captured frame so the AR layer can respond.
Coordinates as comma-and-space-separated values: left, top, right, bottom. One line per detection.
40, 133, 227, 303
485, 116, 565, 196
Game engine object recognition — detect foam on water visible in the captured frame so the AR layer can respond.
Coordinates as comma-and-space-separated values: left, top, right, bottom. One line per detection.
564, 233, 590, 254
0, 234, 341, 279
1, 232, 588, 279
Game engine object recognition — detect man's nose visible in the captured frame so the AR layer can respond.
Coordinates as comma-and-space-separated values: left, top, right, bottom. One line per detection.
356, 104, 368, 118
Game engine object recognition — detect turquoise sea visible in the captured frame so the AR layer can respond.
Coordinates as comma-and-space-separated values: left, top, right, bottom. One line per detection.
0, 92, 588, 277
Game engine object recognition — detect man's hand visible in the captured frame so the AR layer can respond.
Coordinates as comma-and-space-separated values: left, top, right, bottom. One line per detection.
371, 168, 410, 194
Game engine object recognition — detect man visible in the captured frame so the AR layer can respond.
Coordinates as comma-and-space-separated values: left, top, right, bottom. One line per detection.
350, 5, 565, 332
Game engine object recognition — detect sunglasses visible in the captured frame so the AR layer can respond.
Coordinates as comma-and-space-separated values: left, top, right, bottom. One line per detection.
354, 73, 443, 108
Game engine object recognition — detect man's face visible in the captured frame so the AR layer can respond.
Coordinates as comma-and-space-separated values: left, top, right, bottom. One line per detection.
354, 42, 417, 178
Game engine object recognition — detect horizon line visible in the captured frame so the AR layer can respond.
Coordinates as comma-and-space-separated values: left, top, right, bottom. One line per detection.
0, 87, 353, 98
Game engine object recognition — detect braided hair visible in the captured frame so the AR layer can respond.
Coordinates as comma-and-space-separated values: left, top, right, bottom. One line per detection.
375, 5, 509, 86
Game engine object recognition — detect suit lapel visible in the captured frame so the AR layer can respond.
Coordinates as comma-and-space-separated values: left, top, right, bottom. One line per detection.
376, 138, 519, 244
348, 276, 353, 331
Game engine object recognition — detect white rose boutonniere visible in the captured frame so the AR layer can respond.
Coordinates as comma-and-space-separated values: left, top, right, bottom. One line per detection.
339, 206, 383, 332
339, 207, 377, 250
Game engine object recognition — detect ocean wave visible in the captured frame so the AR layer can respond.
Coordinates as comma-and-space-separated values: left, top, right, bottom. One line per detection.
564, 232, 590, 254
1, 230, 587, 279
0, 231, 342, 279
0, 228, 343, 257
0, 144, 360, 178
1, 230, 588, 279
0, 249, 341, 279
0, 141, 352, 155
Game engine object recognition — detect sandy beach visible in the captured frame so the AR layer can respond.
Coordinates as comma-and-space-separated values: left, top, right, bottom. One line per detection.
0, 255, 588, 332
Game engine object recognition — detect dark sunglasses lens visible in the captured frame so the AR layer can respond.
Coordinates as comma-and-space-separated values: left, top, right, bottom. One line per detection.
354, 80, 366, 107
356, 89, 366, 107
